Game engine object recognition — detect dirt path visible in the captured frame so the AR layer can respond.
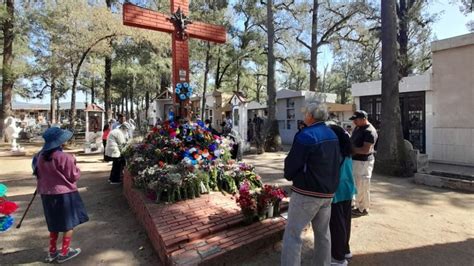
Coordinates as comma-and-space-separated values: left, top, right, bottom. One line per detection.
244, 152, 474, 266
1, 144, 473, 265
0, 144, 159, 265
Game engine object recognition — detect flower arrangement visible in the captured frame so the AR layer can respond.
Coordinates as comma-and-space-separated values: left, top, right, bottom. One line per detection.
235, 180, 257, 224
124, 120, 262, 203
175, 82, 193, 101
0, 183, 18, 232
236, 182, 287, 222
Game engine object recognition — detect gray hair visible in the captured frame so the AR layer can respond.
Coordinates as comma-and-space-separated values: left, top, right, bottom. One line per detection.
303, 102, 328, 121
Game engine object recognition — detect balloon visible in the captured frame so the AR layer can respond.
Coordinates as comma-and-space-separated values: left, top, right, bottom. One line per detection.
0, 184, 7, 197
0, 201, 18, 215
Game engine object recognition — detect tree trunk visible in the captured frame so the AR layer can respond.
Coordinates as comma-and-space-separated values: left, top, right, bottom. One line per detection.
214, 49, 221, 91
145, 91, 150, 120
125, 90, 129, 118
56, 97, 60, 123
0, 0, 14, 141
398, 0, 410, 78
91, 77, 95, 104
201, 42, 211, 121
309, 0, 319, 92
50, 79, 57, 124
104, 56, 112, 120
375, 0, 413, 177
70, 71, 78, 129
264, 0, 281, 153
120, 95, 124, 114
256, 74, 261, 103
104, 0, 113, 121
236, 59, 241, 92
130, 75, 135, 119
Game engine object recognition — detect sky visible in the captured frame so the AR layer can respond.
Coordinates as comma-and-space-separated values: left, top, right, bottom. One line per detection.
16, 1, 473, 105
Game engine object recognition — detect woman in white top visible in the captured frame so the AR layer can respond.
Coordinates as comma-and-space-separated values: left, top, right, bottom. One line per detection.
105, 123, 130, 184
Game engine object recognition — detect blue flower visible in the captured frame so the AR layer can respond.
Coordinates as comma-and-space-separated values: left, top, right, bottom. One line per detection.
186, 136, 193, 142
183, 82, 189, 88
176, 83, 183, 89
209, 144, 217, 151
179, 94, 187, 100
188, 87, 193, 93
175, 88, 181, 94
186, 92, 192, 97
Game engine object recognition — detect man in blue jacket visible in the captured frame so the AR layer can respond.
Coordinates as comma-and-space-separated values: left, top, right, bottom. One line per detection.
281, 102, 341, 266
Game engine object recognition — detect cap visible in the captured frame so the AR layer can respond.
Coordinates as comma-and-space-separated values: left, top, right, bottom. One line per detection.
349, 110, 368, 120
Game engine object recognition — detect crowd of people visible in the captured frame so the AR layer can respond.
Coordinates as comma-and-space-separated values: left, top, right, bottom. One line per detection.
281, 105, 377, 266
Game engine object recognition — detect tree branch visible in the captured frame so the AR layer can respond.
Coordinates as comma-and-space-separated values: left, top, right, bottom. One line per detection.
296, 34, 311, 50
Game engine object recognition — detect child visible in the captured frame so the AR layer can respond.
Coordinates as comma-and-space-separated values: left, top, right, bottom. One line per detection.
328, 124, 357, 265
34, 127, 89, 263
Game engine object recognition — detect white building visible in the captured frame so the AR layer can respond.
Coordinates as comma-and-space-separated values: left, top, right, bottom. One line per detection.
351, 33, 474, 166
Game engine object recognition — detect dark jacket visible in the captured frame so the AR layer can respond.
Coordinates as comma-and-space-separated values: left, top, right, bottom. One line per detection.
284, 122, 341, 198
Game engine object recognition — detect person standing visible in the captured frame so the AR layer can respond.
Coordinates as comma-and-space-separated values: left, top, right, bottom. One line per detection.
112, 113, 125, 129
205, 119, 220, 136
105, 123, 130, 184
281, 103, 341, 266
247, 118, 254, 142
349, 110, 378, 217
329, 124, 357, 265
102, 124, 111, 161
34, 127, 89, 263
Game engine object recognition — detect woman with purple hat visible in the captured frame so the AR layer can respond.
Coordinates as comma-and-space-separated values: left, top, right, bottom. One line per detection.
35, 127, 88, 263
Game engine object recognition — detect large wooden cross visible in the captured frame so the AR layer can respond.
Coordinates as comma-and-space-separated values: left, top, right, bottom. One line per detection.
123, 1, 226, 119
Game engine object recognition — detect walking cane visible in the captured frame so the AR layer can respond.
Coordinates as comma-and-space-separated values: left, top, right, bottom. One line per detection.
16, 189, 37, 229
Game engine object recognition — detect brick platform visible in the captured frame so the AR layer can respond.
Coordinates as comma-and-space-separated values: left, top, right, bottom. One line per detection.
123, 171, 287, 265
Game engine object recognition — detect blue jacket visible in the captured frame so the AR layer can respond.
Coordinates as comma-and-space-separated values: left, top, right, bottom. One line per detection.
333, 157, 357, 204
284, 122, 341, 198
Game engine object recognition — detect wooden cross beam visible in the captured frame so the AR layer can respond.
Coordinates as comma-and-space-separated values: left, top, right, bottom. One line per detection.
123, 1, 226, 119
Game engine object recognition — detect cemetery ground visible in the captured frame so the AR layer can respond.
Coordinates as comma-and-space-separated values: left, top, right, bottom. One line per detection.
0, 143, 473, 265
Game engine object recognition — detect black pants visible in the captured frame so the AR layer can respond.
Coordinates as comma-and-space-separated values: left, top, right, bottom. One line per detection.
102, 140, 107, 160
109, 157, 125, 183
330, 200, 352, 261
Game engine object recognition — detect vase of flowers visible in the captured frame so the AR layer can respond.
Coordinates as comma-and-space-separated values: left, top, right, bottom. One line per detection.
236, 180, 257, 225
270, 186, 286, 217
266, 203, 274, 218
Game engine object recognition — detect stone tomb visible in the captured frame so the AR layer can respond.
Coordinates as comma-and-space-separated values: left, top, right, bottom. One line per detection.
123, 171, 287, 265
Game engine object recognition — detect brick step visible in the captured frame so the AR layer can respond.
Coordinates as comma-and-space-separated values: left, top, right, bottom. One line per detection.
123, 170, 289, 265
170, 217, 286, 265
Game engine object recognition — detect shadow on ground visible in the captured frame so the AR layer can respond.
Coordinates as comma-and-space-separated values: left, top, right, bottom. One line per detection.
240, 238, 474, 266
1, 168, 160, 265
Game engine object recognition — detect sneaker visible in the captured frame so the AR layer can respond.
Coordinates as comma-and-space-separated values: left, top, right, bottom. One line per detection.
345, 252, 353, 259
331, 258, 348, 265
352, 209, 368, 217
57, 248, 81, 264
44, 251, 59, 263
